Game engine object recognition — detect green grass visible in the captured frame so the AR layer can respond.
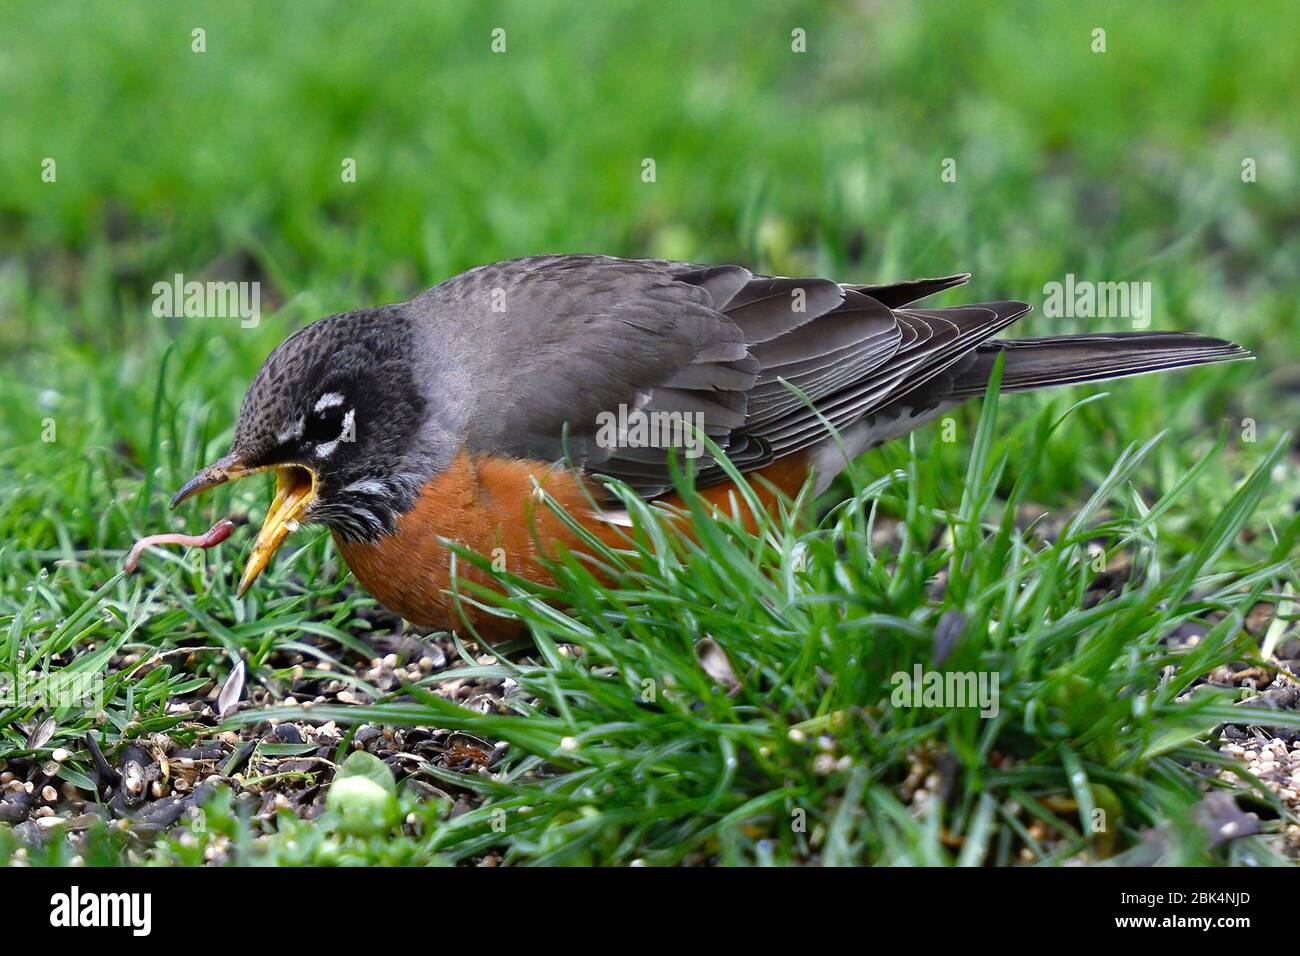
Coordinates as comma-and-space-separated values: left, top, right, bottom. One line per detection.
1, 0, 1298, 865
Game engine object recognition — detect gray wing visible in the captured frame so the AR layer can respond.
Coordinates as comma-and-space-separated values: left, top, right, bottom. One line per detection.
416, 255, 750, 473
415, 255, 1036, 497
609, 263, 1034, 494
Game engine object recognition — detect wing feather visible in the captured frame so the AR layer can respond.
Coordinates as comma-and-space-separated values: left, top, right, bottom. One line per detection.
426, 256, 1242, 500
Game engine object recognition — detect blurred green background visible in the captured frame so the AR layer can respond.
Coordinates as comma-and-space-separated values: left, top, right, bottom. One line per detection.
0, 0, 1297, 560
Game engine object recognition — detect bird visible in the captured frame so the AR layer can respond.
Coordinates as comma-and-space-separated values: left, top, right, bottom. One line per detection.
169, 254, 1250, 639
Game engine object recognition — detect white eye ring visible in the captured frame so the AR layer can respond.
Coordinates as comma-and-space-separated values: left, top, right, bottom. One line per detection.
314, 392, 346, 413
315, 407, 355, 458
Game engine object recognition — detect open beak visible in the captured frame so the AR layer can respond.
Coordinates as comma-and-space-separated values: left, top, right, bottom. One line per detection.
171, 455, 318, 597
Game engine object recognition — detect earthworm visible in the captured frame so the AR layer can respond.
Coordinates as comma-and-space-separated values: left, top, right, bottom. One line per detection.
124, 518, 236, 573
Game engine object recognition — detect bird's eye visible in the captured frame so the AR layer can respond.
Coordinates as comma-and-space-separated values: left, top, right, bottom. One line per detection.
304, 403, 346, 444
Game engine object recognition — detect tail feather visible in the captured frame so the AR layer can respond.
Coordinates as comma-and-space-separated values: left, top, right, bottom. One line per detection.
948, 332, 1251, 399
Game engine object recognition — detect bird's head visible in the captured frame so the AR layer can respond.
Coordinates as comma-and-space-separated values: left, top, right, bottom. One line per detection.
171, 305, 436, 595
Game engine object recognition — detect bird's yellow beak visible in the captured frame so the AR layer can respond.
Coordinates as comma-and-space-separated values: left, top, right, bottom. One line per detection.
236, 466, 317, 596
171, 456, 318, 597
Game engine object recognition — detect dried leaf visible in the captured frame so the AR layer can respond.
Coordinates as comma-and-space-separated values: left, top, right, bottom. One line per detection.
26, 716, 55, 750
696, 638, 740, 694
217, 659, 246, 718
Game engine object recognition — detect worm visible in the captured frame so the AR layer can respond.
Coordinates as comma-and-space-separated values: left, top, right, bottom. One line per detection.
124, 518, 236, 573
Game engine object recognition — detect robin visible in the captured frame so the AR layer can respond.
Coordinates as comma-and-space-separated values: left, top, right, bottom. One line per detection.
168, 255, 1249, 637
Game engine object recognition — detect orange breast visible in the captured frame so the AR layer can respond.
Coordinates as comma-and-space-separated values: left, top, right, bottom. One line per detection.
334, 449, 810, 640
658, 448, 811, 518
